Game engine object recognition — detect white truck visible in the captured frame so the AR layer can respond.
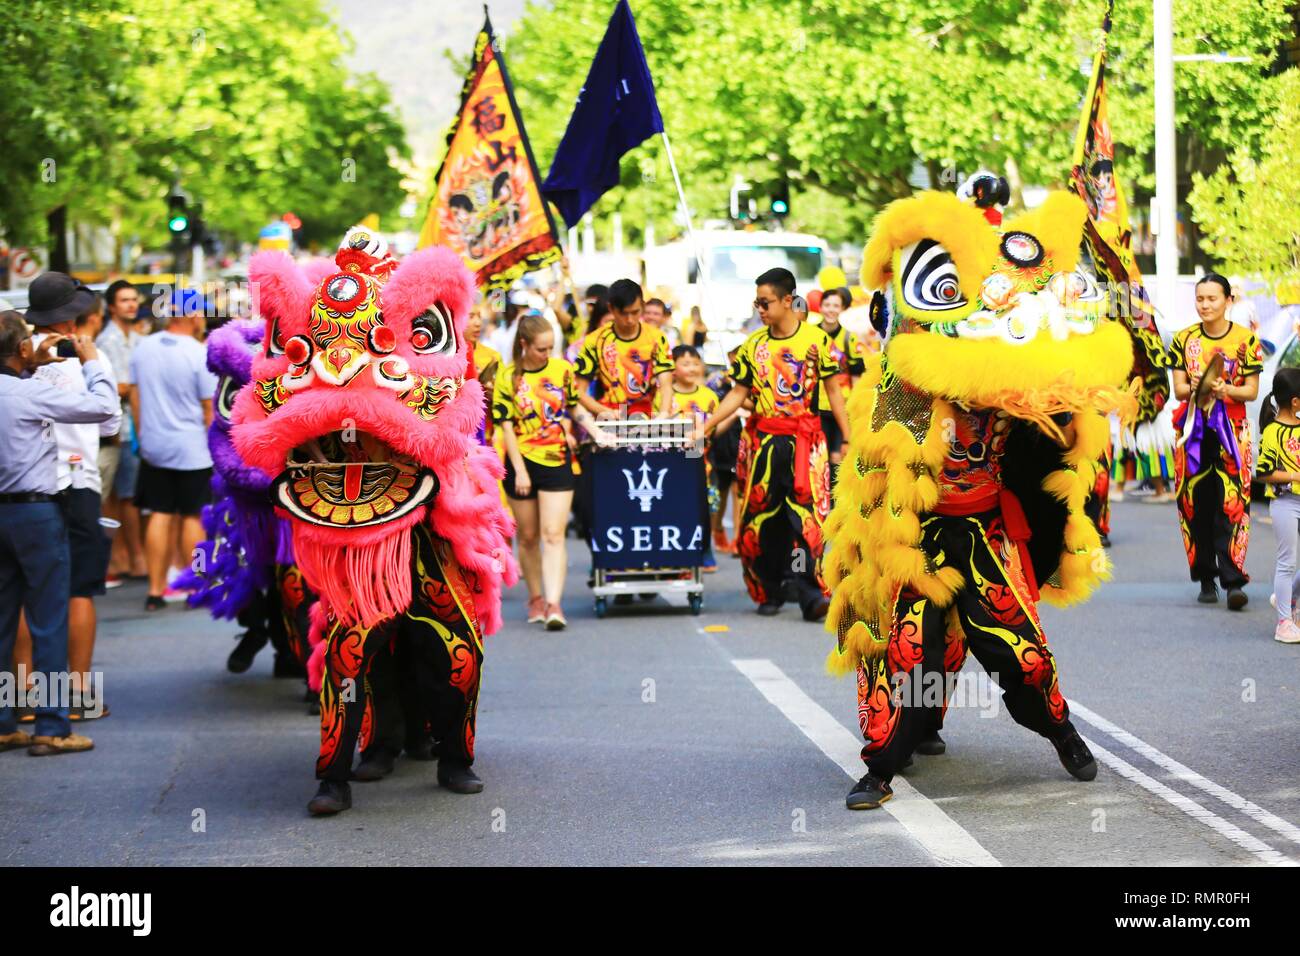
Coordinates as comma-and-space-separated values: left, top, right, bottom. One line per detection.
643, 229, 829, 367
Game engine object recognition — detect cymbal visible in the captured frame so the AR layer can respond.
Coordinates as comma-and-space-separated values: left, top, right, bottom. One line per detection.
1194, 351, 1225, 411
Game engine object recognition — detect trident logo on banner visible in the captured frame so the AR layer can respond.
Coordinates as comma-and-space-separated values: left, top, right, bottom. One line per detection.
623, 460, 667, 512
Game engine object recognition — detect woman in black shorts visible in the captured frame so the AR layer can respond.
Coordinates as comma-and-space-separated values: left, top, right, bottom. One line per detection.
492, 315, 609, 630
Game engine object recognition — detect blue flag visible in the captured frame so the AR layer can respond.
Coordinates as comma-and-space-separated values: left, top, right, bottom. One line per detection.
542, 0, 664, 228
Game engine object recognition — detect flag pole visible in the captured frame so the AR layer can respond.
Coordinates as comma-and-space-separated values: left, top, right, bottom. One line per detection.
659, 129, 719, 329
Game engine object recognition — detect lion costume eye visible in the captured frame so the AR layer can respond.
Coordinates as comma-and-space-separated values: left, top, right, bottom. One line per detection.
900, 239, 967, 312
266, 315, 286, 357
215, 375, 240, 421
410, 302, 455, 354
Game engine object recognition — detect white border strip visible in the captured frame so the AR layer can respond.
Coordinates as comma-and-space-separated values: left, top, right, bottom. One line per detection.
1070, 699, 1300, 848
732, 658, 1000, 867
1082, 734, 1296, 866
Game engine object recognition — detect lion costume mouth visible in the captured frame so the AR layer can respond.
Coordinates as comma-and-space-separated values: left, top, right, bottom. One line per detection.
273, 429, 438, 528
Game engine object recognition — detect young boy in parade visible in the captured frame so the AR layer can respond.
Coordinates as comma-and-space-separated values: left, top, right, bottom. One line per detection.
1170, 274, 1263, 609
493, 315, 609, 629
670, 344, 724, 572
696, 268, 848, 621
572, 279, 675, 556
1253, 367, 1300, 644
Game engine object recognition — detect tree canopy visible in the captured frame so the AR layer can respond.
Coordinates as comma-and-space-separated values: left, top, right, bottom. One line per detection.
0, 0, 409, 250
502, 0, 1293, 250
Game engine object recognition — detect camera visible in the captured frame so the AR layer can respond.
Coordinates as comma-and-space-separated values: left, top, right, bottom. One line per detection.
56, 338, 78, 359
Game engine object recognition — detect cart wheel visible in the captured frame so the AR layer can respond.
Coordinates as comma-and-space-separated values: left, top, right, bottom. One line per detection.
594, 597, 608, 619
689, 594, 703, 615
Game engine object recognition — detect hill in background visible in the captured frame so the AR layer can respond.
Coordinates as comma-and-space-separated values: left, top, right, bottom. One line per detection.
328, 0, 530, 164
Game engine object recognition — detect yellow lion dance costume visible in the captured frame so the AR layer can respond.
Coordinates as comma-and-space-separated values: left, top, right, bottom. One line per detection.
827, 179, 1136, 810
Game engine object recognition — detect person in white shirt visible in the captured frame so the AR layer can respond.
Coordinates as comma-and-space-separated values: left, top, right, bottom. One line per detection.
128, 291, 218, 610
24, 274, 121, 718
95, 280, 147, 581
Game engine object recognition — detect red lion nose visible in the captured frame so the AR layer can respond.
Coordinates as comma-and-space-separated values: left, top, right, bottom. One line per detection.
326, 347, 354, 374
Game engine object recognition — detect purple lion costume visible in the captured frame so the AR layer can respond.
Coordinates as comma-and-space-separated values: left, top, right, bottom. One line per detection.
178, 318, 313, 678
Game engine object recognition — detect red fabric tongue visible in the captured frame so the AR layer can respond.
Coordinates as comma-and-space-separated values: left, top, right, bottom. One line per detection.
342, 462, 364, 502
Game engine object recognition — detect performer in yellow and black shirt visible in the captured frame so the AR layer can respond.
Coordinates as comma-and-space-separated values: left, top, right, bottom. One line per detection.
573, 279, 674, 420
492, 315, 608, 631
698, 268, 847, 621
817, 286, 865, 479
1170, 274, 1264, 608
571, 279, 674, 556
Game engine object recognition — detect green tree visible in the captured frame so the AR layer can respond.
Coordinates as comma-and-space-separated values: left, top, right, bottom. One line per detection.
0, 0, 409, 254
500, 0, 1293, 252
1189, 68, 1300, 281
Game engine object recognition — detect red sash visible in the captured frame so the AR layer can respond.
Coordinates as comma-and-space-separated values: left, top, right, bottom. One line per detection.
752, 414, 824, 500
934, 486, 1039, 602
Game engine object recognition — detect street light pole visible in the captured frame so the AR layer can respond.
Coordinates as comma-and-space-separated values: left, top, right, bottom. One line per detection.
1153, 0, 1178, 324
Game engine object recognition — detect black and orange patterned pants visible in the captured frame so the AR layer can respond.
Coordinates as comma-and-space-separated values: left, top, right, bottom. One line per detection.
316, 525, 484, 782
857, 510, 1070, 781
736, 433, 830, 613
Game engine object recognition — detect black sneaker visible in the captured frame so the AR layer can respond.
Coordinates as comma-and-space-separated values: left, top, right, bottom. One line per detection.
757, 603, 782, 617
307, 780, 352, 815
1226, 587, 1248, 611
1052, 726, 1098, 781
1197, 580, 1219, 604
916, 730, 946, 756
351, 748, 397, 782
437, 759, 484, 794
1099, 533, 1112, 549
404, 737, 437, 762
846, 772, 894, 810
801, 597, 830, 622
227, 629, 268, 674
144, 595, 166, 612
272, 653, 306, 679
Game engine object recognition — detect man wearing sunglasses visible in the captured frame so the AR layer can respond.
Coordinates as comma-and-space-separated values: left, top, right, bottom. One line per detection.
695, 268, 848, 621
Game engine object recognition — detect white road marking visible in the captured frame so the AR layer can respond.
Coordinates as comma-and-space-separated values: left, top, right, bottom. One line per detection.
731, 658, 1001, 867
1070, 698, 1300, 848
1080, 734, 1297, 866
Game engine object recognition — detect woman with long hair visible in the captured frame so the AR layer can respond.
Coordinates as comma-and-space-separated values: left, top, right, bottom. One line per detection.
1170, 274, 1264, 608
492, 315, 608, 629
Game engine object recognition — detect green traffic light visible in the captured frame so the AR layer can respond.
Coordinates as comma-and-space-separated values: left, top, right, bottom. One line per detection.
168, 215, 189, 233
772, 200, 789, 215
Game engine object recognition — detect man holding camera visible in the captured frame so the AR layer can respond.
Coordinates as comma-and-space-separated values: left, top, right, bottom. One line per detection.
0, 306, 119, 755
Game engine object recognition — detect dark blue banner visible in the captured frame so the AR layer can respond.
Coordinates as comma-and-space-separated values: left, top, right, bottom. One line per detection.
541, 0, 665, 228
590, 448, 706, 569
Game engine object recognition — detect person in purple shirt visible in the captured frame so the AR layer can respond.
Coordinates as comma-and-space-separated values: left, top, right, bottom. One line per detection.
0, 310, 117, 756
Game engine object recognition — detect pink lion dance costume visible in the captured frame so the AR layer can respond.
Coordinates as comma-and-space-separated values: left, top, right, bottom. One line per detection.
232, 228, 518, 814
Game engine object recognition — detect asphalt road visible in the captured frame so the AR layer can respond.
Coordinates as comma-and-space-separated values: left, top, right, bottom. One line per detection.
3, 498, 1298, 866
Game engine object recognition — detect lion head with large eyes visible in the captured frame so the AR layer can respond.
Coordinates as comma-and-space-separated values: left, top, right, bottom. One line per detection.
862, 190, 1134, 416
231, 229, 516, 633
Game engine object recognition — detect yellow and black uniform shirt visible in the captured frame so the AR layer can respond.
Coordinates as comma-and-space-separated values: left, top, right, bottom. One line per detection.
728, 322, 840, 418
1170, 321, 1264, 417
670, 384, 720, 429
1256, 420, 1300, 498
491, 357, 579, 467
822, 322, 866, 396
573, 322, 673, 414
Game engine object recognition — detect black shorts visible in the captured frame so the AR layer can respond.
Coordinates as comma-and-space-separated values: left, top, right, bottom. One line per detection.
504, 455, 575, 500
65, 488, 109, 598
135, 460, 213, 516
821, 410, 843, 456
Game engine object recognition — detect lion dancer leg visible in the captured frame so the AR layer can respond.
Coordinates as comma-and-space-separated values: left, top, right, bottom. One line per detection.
308, 615, 394, 814
405, 524, 485, 793
953, 512, 1096, 779
851, 584, 953, 809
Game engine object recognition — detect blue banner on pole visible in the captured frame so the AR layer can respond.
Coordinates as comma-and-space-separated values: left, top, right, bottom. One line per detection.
541, 0, 665, 229
590, 448, 706, 570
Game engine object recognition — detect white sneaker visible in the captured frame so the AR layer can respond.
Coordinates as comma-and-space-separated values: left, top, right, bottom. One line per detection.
1273, 620, 1300, 644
